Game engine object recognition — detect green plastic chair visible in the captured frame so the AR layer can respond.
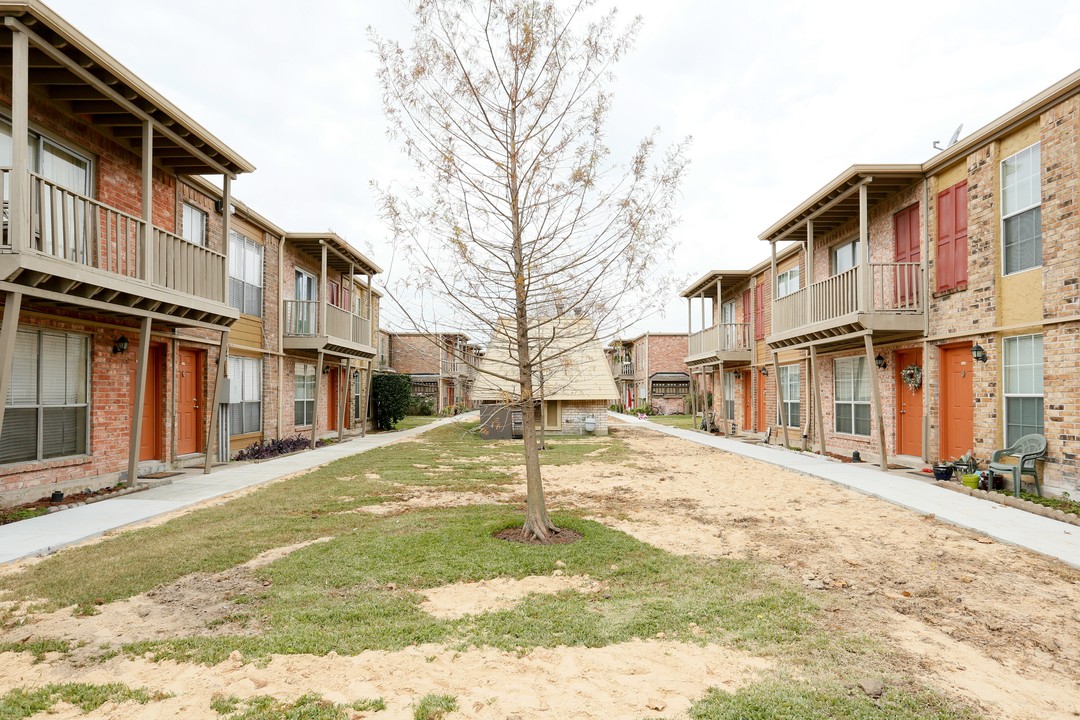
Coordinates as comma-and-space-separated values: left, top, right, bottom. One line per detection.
989, 434, 1046, 497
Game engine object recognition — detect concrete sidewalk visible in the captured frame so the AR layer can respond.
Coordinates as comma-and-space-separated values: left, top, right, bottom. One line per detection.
611, 413, 1080, 570
0, 416, 461, 567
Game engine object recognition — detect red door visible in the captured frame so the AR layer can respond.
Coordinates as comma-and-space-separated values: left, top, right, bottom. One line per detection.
895, 348, 923, 456
755, 372, 767, 432
177, 349, 203, 455
131, 346, 163, 461
327, 369, 339, 431
940, 344, 974, 460
742, 373, 752, 431
894, 203, 921, 306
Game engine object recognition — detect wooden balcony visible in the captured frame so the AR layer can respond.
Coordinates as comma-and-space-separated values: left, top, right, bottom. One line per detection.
611, 361, 635, 379
685, 322, 752, 366
282, 299, 375, 358
768, 263, 925, 351
0, 169, 236, 328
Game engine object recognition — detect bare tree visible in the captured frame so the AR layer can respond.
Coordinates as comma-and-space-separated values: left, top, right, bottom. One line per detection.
371, 0, 689, 541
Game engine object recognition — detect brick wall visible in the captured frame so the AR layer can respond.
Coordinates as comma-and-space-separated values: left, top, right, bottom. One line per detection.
560, 401, 609, 435
390, 334, 444, 375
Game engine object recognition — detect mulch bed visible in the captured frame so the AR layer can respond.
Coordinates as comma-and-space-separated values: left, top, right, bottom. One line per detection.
0, 484, 140, 526
494, 527, 583, 545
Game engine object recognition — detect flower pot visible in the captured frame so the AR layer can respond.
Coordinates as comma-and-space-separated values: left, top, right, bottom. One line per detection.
932, 465, 954, 482
961, 474, 980, 489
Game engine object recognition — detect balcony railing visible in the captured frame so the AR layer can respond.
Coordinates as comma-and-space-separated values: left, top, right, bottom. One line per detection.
442, 359, 461, 375
0, 170, 227, 304
283, 299, 372, 346
688, 322, 751, 356
772, 263, 924, 335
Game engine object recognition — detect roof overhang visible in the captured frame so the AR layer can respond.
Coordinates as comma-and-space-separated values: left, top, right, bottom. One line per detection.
285, 233, 382, 276
0, 1, 254, 177
680, 270, 751, 298
759, 165, 924, 244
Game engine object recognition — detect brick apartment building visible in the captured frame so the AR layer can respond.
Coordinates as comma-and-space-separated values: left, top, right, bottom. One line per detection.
0, 2, 382, 506
386, 332, 478, 412
605, 333, 689, 414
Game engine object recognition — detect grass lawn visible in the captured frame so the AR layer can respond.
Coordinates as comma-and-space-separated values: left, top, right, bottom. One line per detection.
0, 421, 978, 719
380, 415, 441, 432
643, 413, 698, 431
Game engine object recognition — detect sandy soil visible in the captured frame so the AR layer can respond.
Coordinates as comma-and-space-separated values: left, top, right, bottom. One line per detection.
1, 422, 1079, 719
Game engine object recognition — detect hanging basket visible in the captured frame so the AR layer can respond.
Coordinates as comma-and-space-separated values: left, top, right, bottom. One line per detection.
901, 364, 923, 391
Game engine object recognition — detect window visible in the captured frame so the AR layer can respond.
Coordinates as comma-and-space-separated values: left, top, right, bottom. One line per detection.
831, 239, 860, 275
353, 370, 364, 422
936, 181, 969, 291
293, 269, 317, 334
0, 328, 88, 464
723, 372, 735, 422
651, 379, 689, 397
1002, 143, 1041, 274
294, 363, 316, 426
776, 267, 800, 299
181, 202, 207, 247
543, 400, 560, 430
1003, 334, 1043, 445
834, 357, 870, 436
228, 356, 262, 436
228, 231, 263, 316
778, 365, 800, 427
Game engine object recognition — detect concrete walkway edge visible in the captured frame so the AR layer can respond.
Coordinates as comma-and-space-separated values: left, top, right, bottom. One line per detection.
611, 413, 1080, 570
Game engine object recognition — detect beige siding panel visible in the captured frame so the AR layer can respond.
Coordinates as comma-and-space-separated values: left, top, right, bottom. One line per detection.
999, 120, 1041, 158
231, 316, 264, 349
1000, 270, 1043, 327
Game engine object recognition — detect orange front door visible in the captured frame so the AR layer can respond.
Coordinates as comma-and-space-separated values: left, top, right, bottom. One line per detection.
177, 349, 203, 455
742, 373, 752, 431
131, 346, 163, 461
940, 344, 974, 460
755, 372, 767, 432
327, 369, 339, 431
895, 348, 923, 457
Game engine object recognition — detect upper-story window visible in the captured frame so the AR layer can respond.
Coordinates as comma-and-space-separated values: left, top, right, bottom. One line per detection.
776, 267, 800, 298
831, 239, 859, 275
181, 202, 207, 247
228, 230, 263, 316
0, 118, 91, 195
1001, 143, 1041, 275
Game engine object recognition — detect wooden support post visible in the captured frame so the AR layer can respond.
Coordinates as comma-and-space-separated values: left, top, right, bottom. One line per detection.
774, 352, 790, 448
802, 355, 812, 450
127, 317, 153, 484
204, 329, 229, 473
0, 292, 23, 439
718, 361, 728, 434
319, 245, 328, 337
865, 334, 888, 470
364, 360, 374, 437
715, 278, 723, 350
367, 273, 373, 346
810, 344, 826, 458
859, 183, 870, 312
221, 176, 231, 299
805, 220, 814, 325
689, 364, 698, 429
312, 351, 324, 449
770, 241, 778, 300
142, 120, 153, 280
9, 26, 28, 254
338, 361, 347, 442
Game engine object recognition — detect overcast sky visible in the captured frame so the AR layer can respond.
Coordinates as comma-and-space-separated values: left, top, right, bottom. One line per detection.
48, 0, 1080, 336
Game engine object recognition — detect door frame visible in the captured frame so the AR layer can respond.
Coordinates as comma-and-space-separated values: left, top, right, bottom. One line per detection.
133, 344, 164, 461
741, 372, 752, 432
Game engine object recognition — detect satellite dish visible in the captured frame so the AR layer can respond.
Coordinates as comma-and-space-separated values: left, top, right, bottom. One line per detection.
947, 123, 963, 148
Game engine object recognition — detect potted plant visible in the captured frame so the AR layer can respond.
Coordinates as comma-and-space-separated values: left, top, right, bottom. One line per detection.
954, 452, 980, 488
932, 461, 954, 482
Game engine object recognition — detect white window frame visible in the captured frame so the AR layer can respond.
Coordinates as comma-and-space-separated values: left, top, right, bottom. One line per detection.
181, 202, 208, 247
294, 362, 317, 427
830, 238, 860, 276
1002, 334, 1044, 445
723, 371, 735, 423
1000, 142, 1042, 276
353, 370, 364, 423
833, 356, 870, 436
228, 356, 262, 436
0, 327, 90, 464
777, 364, 800, 427
776, 267, 800, 299
228, 231, 264, 317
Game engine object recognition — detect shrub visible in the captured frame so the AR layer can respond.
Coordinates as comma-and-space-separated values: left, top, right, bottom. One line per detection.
408, 394, 435, 416
233, 435, 325, 461
373, 373, 412, 430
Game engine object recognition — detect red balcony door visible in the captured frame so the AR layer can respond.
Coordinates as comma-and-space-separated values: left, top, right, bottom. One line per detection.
741, 373, 752, 432
131, 345, 164, 461
895, 348, 923, 457
177, 348, 203, 455
894, 203, 921, 306
940, 344, 974, 461
327, 369, 340, 431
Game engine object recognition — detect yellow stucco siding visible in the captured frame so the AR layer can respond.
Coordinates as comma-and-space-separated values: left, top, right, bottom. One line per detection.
231, 316, 264, 349
934, 158, 967, 191
996, 120, 1044, 326
999, 120, 1040, 159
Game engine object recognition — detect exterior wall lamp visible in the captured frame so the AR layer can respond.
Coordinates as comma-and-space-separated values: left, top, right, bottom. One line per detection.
733, 371, 741, 379
322, 364, 332, 374
971, 343, 988, 363
112, 335, 129, 354
760, 366, 768, 376
874, 354, 887, 370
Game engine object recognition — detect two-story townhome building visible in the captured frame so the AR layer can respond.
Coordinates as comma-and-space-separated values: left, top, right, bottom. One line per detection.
0, 2, 254, 504
682, 244, 807, 445
606, 333, 689, 414
281, 233, 380, 448
758, 68, 1080, 497
388, 332, 474, 412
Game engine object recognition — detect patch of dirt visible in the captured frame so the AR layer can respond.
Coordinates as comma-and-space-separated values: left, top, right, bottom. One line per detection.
339, 491, 510, 516
420, 574, 603, 619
